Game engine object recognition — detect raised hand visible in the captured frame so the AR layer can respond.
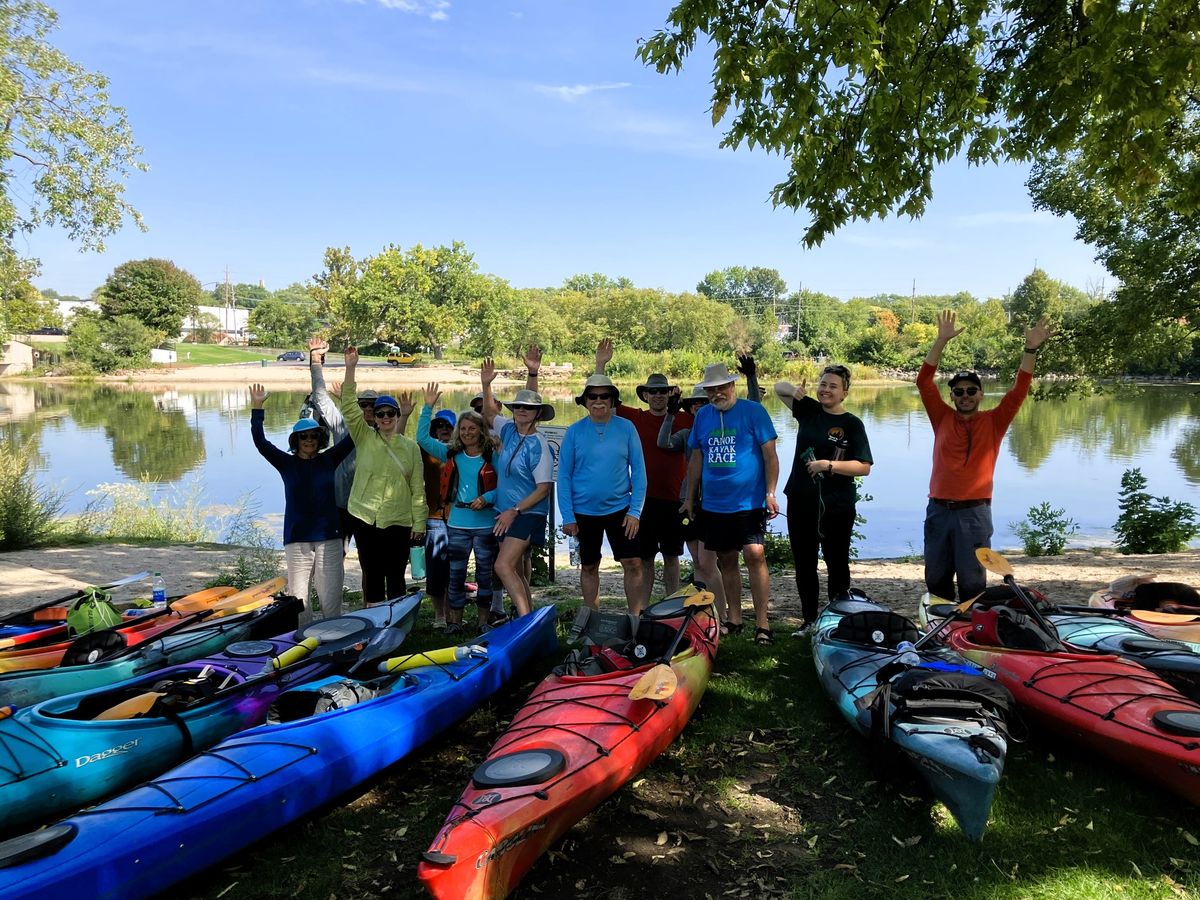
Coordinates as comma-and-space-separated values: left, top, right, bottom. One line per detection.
523, 345, 542, 373
307, 336, 328, 359
328, 381, 342, 399
481, 358, 496, 386
736, 352, 756, 377
343, 346, 359, 368
666, 387, 682, 416
249, 383, 268, 408
594, 338, 613, 372
935, 310, 964, 344
423, 382, 441, 408
397, 392, 416, 416
1025, 316, 1053, 350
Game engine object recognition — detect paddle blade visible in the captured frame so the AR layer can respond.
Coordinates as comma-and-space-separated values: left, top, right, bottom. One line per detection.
629, 663, 678, 701
975, 547, 1014, 577
683, 591, 715, 609
174, 577, 285, 615
93, 691, 166, 721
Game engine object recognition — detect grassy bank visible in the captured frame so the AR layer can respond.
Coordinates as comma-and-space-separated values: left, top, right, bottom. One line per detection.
190, 591, 1199, 900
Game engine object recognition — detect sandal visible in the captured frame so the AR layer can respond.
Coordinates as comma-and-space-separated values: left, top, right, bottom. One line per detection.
721, 620, 744, 636
754, 627, 774, 646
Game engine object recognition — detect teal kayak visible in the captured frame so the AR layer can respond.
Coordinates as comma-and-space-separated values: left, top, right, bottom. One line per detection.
0, 605, 558, 900
0, 594, 420, 833
813, 594, 1013, 841
0, 595, 302, 708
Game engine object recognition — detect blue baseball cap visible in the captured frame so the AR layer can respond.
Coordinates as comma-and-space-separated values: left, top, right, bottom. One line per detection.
433, 409, 456, 428
373, 395, 400, 412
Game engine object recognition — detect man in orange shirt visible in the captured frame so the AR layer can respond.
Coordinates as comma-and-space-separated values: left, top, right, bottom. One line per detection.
918, 310, 1052, 600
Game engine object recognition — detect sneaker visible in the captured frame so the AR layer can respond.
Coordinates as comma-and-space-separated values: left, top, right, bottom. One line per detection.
791, 621, 816, 639
444, 622, 463, 637
432, 618, 447, 632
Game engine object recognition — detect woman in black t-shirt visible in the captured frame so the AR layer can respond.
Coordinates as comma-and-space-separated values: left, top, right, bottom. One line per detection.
774, 365, 874, 634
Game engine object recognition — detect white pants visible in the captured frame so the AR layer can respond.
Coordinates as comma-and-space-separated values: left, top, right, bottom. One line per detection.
284, 539, 345, 623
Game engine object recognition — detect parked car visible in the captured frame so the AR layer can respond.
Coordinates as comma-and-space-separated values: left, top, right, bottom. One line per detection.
782, 350, 800, 361
386, 352, 416, 366
276, 350, 306, 362
31, 327, 66, 335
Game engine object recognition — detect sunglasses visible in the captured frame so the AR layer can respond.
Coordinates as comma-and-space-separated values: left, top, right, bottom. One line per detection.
357, 401, 375, 409
297, 433, 320, 441
584, 392, 615, 402
951, 387, 980, 397
374, 409, 398, 418
643, 388, 670, 395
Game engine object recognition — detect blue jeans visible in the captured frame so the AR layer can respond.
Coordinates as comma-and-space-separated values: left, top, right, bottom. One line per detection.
447, 526, 499, 611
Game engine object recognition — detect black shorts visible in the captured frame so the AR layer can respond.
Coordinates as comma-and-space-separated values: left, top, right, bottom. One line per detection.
682, 506, 705, 543
575, 508, 640, 565
636, 497, 685, 559
702, 508, 767, 554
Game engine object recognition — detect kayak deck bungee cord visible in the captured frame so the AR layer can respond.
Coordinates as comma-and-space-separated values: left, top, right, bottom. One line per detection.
419, 588, 719, 899
0, 605, 559, 900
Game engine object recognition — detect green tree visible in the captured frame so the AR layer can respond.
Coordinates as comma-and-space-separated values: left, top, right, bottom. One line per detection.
0, 2, 145, 280
97, 258, 203, 338
248, 293, 321, 349
696, 266, 787, 318
561, 273, 633, 293
1, 280, 61, 333
65, 311, 159, 373
311, 246, 363, 347
638, 1, 1200, 245
189, 312, 220, 344
209, 282, 269, 308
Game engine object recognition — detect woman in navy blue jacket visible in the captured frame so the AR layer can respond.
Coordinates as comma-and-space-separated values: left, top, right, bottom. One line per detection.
250, 383, 354, 622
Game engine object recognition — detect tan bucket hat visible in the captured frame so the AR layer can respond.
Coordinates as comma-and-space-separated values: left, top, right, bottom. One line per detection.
502, 389, 555, 421
574, 374, 622, 406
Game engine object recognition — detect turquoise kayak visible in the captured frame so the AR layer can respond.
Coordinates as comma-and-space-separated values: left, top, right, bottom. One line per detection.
813, 595, 1013, 841
0, 594, 420, 833
0, 595, 302, 708
0, 605, 558, 900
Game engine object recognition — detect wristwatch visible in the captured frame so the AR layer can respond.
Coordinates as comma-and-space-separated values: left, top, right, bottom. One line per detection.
1024, 346, 1040, 354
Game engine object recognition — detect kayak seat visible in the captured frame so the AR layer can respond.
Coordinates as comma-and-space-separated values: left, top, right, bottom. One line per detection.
973, 584, 1052, 612
826, 589, 882, 619
1128, 582, 1200, 611
566, 607, 640, 649
928, 602, 963, 620
970, 606, 1059, 651
268, 676, 381, 723
832, 610, 918, 649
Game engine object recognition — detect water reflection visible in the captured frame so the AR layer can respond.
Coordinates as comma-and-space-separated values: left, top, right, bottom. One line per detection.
2, 379, 1196, 556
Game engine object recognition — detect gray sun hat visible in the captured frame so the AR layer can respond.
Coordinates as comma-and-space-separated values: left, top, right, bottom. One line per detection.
636, 373, 676, 402
574, 374, 621, 406
356, 388, 379, 402
680, 384, 708, 410
503, 389, 555, 421
696, 363, 740, 389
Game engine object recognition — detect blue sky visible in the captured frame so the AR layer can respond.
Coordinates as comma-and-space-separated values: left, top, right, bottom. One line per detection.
27, 0, 1109, 302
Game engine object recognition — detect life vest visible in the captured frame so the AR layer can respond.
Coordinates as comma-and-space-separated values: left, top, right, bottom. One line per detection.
438, 447, 498, 510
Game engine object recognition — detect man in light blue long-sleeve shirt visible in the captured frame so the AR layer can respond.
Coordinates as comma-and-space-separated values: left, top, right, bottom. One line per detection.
559, 374, 648, 612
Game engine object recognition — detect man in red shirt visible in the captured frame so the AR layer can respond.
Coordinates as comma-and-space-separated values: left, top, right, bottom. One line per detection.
595, 339, 693, 605
918, 310, 1052, 600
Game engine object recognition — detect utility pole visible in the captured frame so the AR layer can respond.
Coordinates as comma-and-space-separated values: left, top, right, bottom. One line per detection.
911, 278, 916, 325
795, 283, 803, 342
223, 266, 234, 343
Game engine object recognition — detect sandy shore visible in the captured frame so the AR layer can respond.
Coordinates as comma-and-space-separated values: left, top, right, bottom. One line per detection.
2, 543, 1195, 626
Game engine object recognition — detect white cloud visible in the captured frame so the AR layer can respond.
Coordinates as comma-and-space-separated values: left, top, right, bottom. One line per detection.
373, 0, 450, 20
951, 211, 1054, 227
533, 82, 632, 102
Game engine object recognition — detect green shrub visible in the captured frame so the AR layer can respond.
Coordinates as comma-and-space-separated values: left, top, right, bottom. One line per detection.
1114, 468, 1199, 554
762, 530, 792, 573
0, 440, 65, 549
1012, 502, 1079, 556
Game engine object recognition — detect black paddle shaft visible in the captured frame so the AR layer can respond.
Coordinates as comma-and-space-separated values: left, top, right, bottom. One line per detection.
1004, 574, 1063, 645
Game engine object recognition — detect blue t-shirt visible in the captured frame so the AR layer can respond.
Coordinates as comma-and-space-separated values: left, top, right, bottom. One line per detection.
492, 415, 554, 516
448, 453, 498, 529
686, 399, 778, 513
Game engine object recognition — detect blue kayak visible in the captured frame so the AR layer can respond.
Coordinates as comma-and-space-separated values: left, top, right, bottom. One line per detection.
0, 595, 302, 708
0, 604, 558, 900
0, 594, 420, 833
813, 595, 1013, 841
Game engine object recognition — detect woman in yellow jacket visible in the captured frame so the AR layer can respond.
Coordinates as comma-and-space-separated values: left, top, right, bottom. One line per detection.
339, 346, 427, 605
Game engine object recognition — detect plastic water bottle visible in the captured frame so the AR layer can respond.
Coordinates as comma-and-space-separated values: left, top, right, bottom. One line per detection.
151, 573, 167, 605
568, 536, 580, 567
896, 640, 920, 667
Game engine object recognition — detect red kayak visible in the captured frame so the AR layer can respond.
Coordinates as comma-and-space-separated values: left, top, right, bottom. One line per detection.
418, 591, 719, 899
941, 612, 1200, 805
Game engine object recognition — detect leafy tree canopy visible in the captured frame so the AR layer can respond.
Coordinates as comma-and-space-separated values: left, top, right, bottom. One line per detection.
561, 273, 633, 293
97, 258, 203, 338
0, 2, 145, 275
209, 282, 269, 308
248, 292, 321, 350
639, 0, 1200, 245
0, 278, 61, 335
696, 266, 787, 316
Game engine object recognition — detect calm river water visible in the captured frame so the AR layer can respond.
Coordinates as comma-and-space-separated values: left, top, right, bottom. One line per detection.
3, 380, 1197, 558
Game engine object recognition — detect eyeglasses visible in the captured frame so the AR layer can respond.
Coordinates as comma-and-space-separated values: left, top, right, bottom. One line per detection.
374, 409, 398, 418
951, 387, 980, 397
643, 388, 669, 396
584, 392, 614, 402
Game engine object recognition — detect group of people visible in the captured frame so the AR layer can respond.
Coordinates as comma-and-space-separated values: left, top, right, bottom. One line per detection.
252, 314, 1052, 638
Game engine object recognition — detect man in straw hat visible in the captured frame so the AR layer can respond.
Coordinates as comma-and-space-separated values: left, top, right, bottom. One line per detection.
919, 309, 1052, 601
684, 362, 780, 644
559, 372, 648, 612
480, 358, 556, 618
594, 338, 693, 605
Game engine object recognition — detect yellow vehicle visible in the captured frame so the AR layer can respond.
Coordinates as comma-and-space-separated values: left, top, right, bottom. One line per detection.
386, 352, 417, 367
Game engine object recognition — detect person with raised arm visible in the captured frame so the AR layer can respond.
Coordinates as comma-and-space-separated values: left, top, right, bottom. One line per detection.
481, 358, 555, 617
918, 310, 1052, 601
416, 382, 502, 636
774, 364, 873, 636
338, 346, 427, 605
249, 382, 354, 621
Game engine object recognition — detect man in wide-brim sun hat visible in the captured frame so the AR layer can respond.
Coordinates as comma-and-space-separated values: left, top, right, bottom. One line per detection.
559, 370, 647, 612
593, 338, 693, 608
684, 362, 780, 645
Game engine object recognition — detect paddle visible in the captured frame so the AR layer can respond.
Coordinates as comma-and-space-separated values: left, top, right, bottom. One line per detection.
627, 591, 715, 702
974, 548, 1065, 648
0, 571, 152, 627
913, 593, 979, 650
